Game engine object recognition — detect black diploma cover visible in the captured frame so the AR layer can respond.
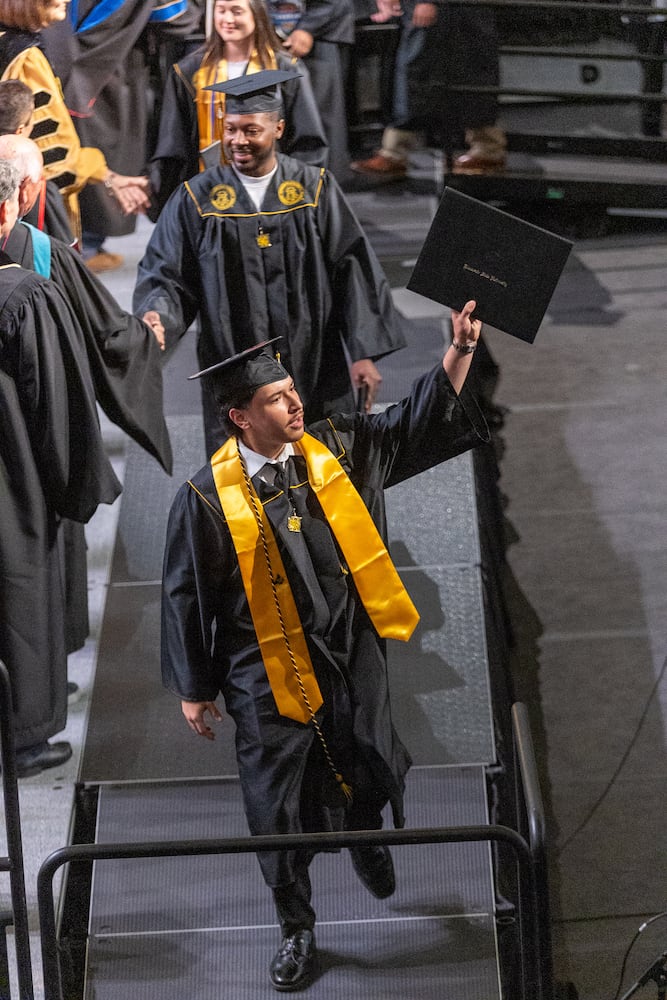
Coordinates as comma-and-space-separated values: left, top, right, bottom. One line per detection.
407, 187, 574, 343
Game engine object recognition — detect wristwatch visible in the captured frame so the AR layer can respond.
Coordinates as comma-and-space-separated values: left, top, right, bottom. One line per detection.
451, 340, 476, 354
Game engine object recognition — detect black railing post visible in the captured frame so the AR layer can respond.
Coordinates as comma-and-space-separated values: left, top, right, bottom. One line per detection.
512, 702, 554, 1000
0, 662, 34, 1000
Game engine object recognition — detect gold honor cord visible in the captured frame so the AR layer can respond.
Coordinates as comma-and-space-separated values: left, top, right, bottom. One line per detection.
295, 434, 420, 641
211, 439, 324, 725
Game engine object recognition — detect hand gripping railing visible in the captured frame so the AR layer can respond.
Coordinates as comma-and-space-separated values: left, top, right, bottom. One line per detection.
0, 662, 34, 1000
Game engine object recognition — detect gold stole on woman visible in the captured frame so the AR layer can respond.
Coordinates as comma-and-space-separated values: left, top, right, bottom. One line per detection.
211, 434, 420, 723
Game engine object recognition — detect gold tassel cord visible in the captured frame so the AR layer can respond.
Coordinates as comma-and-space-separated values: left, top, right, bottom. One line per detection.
238, 447, 353, 804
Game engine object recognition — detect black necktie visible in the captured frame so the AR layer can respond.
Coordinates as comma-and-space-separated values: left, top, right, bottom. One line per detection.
272, 460, 288, 494
256, 459, 288, 493
255, 456, 349, 643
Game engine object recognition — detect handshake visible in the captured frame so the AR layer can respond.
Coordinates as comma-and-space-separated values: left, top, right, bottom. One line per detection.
103, 170, 152, 216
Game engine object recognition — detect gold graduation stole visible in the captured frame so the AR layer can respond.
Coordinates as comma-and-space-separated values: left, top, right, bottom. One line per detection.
210, 435, 420, 722
295, 434, 420, 641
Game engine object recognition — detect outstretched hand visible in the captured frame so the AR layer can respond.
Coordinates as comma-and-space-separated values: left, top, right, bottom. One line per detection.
282, 29, 314, 57
142, 310, 165, 351
371, 0, 403, 22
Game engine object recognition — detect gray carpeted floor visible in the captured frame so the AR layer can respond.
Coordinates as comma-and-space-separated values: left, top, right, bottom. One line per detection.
85, 768, 499, 1000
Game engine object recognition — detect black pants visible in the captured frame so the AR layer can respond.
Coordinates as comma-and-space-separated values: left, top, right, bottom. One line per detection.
271, 757, 389, 936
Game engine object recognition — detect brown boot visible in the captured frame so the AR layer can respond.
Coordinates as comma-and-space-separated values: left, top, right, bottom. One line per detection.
350, 127, 416, 180
452, 126, 507, 175
350, 152, 407, 179
85, 250, 124, 272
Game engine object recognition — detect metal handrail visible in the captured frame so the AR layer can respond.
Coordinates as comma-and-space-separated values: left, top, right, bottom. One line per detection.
499, 47, 666, 63
38, 823, 536, 1000
512, 702, 554, 1000
446, 0, 666, 14
439, 85, 666, 104
0, 662, 34, 1000
513, 704, 547, 858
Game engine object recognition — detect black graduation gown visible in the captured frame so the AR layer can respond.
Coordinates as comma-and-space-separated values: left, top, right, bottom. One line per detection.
5, 222, 172, 473
146, 48, 328, 217
4, 222, 171, 651
133, 153, 406, 453
161, 364, 489, 884
0, 258, 121, 750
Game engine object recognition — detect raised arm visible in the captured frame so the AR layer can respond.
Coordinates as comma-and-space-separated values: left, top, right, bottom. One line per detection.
444, 299, 482, 394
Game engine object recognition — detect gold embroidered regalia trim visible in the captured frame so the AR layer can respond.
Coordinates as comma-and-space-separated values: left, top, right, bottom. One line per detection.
186, 480, 224, 520
277, 180, 305, 206
173, 60, 196, 99
185, 170, 326, 219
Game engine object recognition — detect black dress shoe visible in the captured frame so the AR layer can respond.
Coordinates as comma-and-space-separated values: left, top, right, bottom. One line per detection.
349, 844, 396, 899
269, 929, 316, 992
15, 741, 73, 779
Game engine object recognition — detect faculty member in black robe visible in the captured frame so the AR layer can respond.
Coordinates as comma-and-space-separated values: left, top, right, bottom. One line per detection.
1, 155, 172, 472
134, 70, 406, 458
0, 244, 121, 774
0, 77, 76, 242
0, 153, 163, 778
1, 132, 172, 652
0, 0, 152, 245
162, 316, 488, 990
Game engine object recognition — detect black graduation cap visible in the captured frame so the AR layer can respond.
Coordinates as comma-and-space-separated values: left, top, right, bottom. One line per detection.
203, 69, 300, 114
188, 338, 289, 404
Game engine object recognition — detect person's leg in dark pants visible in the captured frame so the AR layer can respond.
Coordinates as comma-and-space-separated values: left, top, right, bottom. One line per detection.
346, 758, 397, 899
270, 850, 317, 991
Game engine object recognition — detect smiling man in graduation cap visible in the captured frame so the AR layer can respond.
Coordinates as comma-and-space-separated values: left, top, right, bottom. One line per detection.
161, 316, 488, 991
134, 68, 408, 458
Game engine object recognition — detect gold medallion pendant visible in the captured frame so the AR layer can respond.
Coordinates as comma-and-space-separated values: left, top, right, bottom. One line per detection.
256, 225, 272, 249
287, 514, 302, 533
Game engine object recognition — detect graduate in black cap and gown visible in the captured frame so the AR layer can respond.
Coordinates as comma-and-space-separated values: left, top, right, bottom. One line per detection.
134, 69, 407, 457
161, 315, 489, 990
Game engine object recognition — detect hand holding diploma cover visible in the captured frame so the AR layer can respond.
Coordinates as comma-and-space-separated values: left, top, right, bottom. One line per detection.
407, 188, 574, 343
